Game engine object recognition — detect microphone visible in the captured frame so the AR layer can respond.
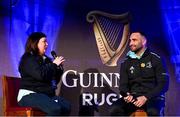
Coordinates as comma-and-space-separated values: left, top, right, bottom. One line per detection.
120, 91, 137, 101
120, 91, 128, 97
51, 50, 63, 69
51, 50, 57, 59
50, 51, 60, 90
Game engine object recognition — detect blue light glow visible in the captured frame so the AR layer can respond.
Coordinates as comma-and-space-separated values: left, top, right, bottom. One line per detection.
160, 0, 180, 82
8, 0, 66, 76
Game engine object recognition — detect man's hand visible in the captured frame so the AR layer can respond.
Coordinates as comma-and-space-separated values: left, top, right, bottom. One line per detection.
133, 96, 147, 107
124, 92, 136, 103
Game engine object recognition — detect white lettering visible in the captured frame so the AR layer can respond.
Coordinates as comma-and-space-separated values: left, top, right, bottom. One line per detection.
62, 70, 78, 87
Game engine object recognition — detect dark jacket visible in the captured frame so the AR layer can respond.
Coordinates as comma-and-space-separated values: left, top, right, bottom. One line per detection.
19, 52, 63, 97
119, 49, 169, 100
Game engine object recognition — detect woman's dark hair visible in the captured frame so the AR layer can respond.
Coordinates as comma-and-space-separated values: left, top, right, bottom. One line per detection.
25, 32, 46, 55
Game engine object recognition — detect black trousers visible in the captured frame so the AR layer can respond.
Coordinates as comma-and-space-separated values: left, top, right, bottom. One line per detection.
18, 93, 71, 116
109, 97, 165, 116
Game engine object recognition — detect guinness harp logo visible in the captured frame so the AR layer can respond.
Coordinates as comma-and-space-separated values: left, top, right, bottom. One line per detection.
87, 11, 130, 66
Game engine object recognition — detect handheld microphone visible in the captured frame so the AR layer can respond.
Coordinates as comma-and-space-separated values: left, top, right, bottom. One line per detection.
51, 50, 57, 59
120, 91, 137, 101
50, 51, 60, 90
51, 50, 63, 69
120, 91, 128, 97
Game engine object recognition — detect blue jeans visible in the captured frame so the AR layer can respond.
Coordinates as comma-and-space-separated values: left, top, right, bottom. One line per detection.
18, 93, 71, 116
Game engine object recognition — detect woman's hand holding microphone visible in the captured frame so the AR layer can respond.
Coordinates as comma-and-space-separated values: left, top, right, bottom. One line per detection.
53, 56, 65, 66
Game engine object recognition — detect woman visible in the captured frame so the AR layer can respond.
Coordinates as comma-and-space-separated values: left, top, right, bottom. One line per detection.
17, 32, 71, 116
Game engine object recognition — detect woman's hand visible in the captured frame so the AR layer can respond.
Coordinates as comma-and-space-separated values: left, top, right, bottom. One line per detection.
53, 56, 65, 66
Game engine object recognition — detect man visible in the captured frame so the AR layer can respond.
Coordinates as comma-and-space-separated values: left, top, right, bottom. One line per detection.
110, 31, 169, 116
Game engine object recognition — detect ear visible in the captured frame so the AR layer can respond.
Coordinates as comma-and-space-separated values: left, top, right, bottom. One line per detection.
142, 38, 147, 46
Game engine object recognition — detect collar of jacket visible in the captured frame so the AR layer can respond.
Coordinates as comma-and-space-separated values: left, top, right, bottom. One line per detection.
127, 48, 150, 59
28, 52, 48, 62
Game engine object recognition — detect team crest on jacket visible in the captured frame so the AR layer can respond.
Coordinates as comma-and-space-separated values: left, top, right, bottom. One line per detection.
146, 61, 152, 68
140, 63, 145, 68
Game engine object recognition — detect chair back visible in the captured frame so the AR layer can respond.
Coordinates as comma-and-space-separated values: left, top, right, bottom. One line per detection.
2, 76, 20, 113
2, 75, 46, 116
2, 76, 21, 114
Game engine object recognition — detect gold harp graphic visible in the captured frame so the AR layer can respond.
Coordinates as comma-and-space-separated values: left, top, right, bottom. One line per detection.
87, 11, 130, 66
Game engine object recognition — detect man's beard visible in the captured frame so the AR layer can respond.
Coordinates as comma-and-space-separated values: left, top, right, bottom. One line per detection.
132, 46, 143, 54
